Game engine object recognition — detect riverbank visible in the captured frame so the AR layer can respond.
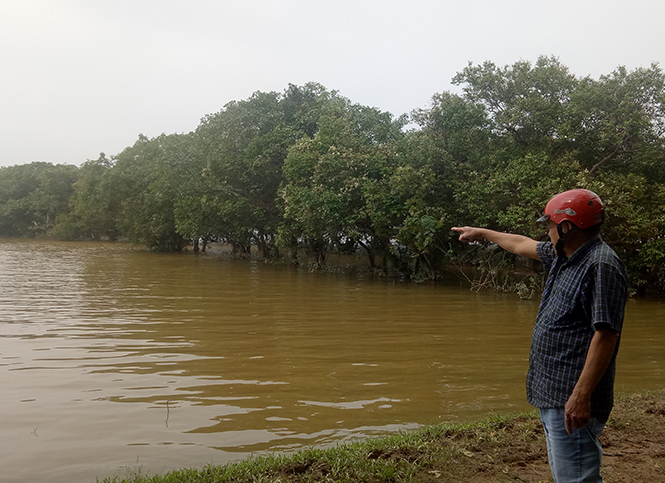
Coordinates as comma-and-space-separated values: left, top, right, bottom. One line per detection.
100, 390, 664, 483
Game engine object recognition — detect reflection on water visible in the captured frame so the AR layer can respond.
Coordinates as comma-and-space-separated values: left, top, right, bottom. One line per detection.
0, 239, 662, 483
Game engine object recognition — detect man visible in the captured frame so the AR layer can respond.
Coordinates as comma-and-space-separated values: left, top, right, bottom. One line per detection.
452, 189, 627, 483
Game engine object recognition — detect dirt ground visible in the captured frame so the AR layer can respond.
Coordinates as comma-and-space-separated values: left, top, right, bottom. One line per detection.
410, 391, 665, 482
595, 392, 665, 483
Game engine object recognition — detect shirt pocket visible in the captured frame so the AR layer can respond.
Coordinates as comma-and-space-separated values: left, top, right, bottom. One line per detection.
544, 278, 583, 327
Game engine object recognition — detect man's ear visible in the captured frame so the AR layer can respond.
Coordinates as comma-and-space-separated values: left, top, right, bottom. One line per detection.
561, 220, 574, 234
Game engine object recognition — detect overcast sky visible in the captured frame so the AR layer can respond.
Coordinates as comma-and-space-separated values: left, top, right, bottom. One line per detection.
1, 0, 663, 168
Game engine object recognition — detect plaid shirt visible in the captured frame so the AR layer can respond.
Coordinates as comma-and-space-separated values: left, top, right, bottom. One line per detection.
528, 235, 627, 421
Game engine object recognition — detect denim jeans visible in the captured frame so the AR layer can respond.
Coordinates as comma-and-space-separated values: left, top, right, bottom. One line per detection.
540, 408, 607, 483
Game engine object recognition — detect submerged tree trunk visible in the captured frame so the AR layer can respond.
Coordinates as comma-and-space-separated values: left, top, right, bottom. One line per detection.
357, 240, 376, 269
308, 237, 327, 268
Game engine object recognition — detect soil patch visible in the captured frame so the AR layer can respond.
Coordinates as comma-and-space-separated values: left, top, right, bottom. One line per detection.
415, 391, 665, 482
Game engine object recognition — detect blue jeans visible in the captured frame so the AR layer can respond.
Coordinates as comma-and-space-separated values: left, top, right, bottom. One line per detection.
540, 408, 606, 483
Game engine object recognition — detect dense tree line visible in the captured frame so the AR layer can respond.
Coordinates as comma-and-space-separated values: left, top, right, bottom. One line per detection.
1, 57, 664, 292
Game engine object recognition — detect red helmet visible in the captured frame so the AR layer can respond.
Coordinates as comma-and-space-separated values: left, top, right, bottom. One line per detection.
538, 189, 604, 228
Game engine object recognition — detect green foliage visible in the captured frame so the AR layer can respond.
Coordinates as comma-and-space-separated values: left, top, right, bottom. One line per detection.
1, 62, 664, 290
54, 153, 121, 240
0, 162, 77, 237
194, 84, 354, 258
111, 133, 193, 251
443, 57, 665, 292
280, 111, 405, 268
452, 56, 577, 151
567, 63, 665, 174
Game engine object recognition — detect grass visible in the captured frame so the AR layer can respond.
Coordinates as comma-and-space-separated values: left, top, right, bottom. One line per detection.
97, 411, 544, 483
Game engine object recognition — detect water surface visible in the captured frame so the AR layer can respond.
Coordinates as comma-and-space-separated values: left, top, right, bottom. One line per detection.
0, 239, 662, 482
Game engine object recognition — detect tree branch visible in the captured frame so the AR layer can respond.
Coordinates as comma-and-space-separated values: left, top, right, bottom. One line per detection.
589, 137, 628, 176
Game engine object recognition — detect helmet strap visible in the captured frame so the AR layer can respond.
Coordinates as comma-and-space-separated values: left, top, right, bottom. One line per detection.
555, 222, 577, 258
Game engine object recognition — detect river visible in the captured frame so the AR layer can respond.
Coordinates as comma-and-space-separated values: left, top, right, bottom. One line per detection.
0, 239, 662, 483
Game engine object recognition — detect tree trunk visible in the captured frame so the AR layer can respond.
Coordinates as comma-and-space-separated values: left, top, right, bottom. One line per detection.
357, 240, 376, 269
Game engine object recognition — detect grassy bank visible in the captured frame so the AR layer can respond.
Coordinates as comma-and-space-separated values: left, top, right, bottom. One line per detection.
99, 390, 664, 483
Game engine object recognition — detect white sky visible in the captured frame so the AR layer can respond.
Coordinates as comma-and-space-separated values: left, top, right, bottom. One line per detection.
1, 0, 663, 168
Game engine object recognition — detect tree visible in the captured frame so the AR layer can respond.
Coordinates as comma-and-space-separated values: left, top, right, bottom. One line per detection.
567, 63, 665, 176
446, 58, 665, 291
194, 83, 359, 259
54, 153, 122, 240
0, 162, 77, 237
111, 133, 194, 251
452, 56, 577, 152
279, 102, 406, 268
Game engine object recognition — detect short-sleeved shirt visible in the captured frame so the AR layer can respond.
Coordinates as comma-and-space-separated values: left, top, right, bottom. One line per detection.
527, 235, 627, 421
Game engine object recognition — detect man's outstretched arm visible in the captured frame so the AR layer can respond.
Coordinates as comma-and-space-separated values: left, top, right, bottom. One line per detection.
451, 226, 540, 260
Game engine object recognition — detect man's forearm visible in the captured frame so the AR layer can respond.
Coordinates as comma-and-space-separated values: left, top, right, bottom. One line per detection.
484, 230, 538, 258
572, 328, 619, 399
564, 327, 619, 433
452, 227, 539, 260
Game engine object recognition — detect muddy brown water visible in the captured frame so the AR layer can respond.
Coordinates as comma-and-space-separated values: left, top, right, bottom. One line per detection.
0, 239, 662, 483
